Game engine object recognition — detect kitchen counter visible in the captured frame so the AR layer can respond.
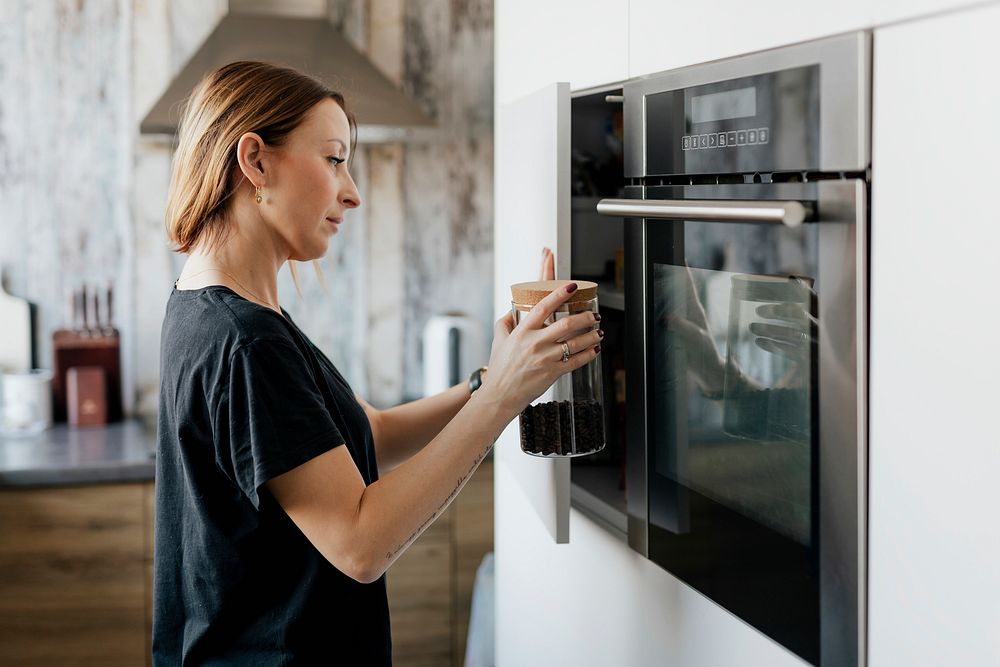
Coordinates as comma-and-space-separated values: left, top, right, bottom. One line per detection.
0, 419, 155, 487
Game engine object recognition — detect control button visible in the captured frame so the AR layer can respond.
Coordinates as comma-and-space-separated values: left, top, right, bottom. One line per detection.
718, 132, 727, 147
727, 131, 737, 146
708, 133, 717, 148
758, 128, 769, 144
737, 130, 747, 145
682, 135, 690, 150
748, 129, 758, 144
699, 134, 708, 148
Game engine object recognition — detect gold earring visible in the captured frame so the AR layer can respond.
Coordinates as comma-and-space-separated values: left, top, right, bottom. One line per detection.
255, 185, 263, 204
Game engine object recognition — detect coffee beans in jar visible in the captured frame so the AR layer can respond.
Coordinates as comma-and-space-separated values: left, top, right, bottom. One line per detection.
518, 399, 605, 456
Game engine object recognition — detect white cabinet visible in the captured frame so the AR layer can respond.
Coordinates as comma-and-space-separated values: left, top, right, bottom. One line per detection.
495, 0, 628, 106
872, 0, 987, 24
625, 0, 988, 80
869, 5, 1000, 665
627, 0, 872, 78
494, 82, 573, 543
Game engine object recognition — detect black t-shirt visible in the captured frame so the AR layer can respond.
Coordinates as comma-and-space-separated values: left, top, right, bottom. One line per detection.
153, 285, 390, 666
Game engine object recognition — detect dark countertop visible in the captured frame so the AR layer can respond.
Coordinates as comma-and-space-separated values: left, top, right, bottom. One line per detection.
0, 419, 155, 488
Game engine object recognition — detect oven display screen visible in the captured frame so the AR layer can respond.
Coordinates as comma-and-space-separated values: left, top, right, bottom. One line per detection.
690, 86, 757, 123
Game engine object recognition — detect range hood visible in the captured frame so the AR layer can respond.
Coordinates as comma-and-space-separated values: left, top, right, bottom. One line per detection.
140, 1, 435, 143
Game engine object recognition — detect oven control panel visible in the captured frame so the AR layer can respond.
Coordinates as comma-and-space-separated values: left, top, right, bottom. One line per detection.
645, 65, 818, 175
681, 128, 770, 151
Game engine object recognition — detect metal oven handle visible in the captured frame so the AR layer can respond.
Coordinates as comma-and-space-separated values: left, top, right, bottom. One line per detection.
596, 198, 814, 227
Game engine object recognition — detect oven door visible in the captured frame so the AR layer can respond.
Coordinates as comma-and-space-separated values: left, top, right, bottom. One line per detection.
607, 179, 866, 666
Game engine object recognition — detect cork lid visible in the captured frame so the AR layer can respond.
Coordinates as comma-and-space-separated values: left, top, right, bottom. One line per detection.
510, 280, 599, 307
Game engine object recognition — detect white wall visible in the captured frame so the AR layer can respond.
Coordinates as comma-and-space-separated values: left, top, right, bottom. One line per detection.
494, 1, 1000, 665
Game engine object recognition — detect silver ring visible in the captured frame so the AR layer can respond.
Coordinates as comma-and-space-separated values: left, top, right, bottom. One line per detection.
560, 341, 571, 363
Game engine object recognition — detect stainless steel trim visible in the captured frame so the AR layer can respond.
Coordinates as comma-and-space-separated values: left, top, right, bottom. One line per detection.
571, 81, 626, 99
597, 198, 812, 227
623, 31, 871, 176
855, 180, 869, 667
554, 82, 573, 545
815, 180, 866, 667
624, 185, 649, 557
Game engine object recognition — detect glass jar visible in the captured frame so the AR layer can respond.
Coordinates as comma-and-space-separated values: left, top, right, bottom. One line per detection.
510, 280, 606, 457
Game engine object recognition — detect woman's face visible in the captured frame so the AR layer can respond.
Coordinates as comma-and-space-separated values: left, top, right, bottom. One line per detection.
264, 98, 361, 261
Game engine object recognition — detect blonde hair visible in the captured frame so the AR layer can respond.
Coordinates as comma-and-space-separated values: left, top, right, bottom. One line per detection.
165, 61, 356, 288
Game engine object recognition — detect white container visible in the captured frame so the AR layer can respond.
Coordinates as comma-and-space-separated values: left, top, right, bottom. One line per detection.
1, 369, 53, 436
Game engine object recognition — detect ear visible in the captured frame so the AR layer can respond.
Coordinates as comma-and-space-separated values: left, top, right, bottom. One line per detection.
235, 132, 268, 187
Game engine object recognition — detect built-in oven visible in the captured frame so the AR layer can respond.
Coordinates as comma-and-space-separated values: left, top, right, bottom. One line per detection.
596, 32, 870, 666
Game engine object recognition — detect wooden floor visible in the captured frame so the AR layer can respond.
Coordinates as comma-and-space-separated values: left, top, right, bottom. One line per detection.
387, 457, 494, 667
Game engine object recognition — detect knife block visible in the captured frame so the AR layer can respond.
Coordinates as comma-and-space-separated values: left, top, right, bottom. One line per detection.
51, 330, 122, 423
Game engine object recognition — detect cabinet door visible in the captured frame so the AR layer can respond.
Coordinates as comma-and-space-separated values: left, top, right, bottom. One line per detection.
628, 0, 871, 79
870, 5, 1000, 666
0, 484, 147, 665
495, 0, 627, 106
494, 82, 572, 543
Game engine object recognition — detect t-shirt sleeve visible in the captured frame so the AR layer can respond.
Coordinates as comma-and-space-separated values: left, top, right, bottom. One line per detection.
223, 338, 345, 508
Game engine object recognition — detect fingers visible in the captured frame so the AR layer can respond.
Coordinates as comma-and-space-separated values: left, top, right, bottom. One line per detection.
755, 302, 813, 324
538, 247, 555, 281
749, 321, 809, 344
558, 327, 604, 360
518, 281, 579, 330
564, 340, 601, 371
495, 311, 515, 336
541, 310, 600, 343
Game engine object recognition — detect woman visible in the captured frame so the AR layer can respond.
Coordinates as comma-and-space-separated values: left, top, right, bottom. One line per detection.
154, 61, 602, 665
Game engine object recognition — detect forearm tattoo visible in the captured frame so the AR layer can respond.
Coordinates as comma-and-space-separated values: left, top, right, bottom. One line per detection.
384, 441, 493, 563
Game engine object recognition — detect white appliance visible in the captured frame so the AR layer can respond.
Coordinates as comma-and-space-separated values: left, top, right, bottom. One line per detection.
421, 314, 486, 397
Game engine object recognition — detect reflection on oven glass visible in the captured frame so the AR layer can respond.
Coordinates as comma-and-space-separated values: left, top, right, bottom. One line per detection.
653, 263, 816, 546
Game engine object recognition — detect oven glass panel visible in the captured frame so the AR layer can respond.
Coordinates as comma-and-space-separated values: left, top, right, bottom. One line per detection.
646, 212, 821, 663
652, 264, 814, 544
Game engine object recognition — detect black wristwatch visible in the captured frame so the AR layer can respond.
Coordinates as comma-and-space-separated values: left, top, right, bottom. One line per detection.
468, 366, 488, 394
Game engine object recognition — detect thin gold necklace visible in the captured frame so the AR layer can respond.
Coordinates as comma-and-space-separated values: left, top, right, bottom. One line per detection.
176, 267, 281, 314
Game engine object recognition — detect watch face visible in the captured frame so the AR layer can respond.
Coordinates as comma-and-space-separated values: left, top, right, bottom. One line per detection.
469, 367, 486, 392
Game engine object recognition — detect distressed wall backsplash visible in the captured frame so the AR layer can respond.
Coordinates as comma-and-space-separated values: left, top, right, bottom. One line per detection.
0, 0, 493, 414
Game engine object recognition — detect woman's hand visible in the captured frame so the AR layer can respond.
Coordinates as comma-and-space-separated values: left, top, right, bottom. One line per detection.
480, 247, 602, 418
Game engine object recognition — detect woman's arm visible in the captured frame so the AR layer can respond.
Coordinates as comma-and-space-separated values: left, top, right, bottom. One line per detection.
359, 381, 478, 474
267, 384, 513, 584
266, 284, 602, 584
361, 249, 549, 471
